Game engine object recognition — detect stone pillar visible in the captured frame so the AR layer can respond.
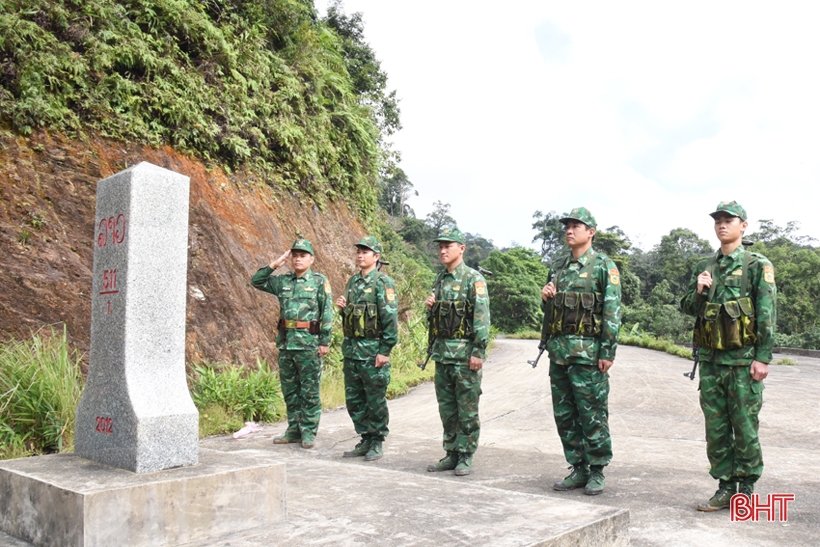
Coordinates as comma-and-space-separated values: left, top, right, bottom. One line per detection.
75, 162, 198, 473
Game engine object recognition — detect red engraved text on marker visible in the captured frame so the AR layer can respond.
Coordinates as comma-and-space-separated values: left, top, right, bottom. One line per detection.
96, 214, 127, 248
95, 417, 114, 434
100, 269, 119, 295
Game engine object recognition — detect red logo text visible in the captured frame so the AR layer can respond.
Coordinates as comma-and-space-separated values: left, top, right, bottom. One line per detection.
730, 493, 794, 522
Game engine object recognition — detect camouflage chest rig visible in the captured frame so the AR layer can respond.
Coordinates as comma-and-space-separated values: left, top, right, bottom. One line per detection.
694, 250, 757, 350
545, 252, 604, 337
431, 269, 474, 340
341, 273, 384, 339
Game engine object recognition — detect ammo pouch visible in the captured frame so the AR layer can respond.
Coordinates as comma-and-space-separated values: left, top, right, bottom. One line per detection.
308, 320, 320, 335
431, 300, 473, 339
695, 297, 756, 350
341, 302, 380, 338
695, 250, 757, 351
548, 291, 603, 336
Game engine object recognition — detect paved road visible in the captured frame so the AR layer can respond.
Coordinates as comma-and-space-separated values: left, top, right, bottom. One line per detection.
204, 338, 819, 547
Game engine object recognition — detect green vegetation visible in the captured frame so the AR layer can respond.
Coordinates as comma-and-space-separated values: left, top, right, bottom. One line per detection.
0, 0, 397, 218
189, 360, 285, 437
482, 247, 548, 333
0, 327, 84, 459
775, 357, 798, 366
618, 330, 692, 359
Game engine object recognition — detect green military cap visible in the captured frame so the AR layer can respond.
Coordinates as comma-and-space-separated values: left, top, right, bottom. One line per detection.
291, 238, 315, 255
560, 207, 597, 228
355, 235, 383, 255
433, 226, 465, 244
710, 200, 747, 221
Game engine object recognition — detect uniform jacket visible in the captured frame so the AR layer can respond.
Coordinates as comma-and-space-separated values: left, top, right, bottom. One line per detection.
543, 248, 622, 365
430, 261, 491, 364
251, 266, 333, 350
341, 269, 399, 360
681, 246, 777, 365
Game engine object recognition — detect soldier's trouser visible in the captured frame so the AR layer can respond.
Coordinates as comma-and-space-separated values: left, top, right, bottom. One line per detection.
434, 362, 482, 455
549, 361, 612, 467
699, 361, 764, 483
278, 349, 323, 437
343, 357, 391, 441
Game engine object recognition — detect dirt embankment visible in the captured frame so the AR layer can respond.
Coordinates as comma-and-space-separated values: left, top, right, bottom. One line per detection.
0, 131, 366, 367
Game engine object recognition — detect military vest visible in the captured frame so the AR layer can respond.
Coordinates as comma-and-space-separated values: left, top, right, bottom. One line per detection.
341, 272, 384, 339
545, 252, 604, 337
694, 250, 757, 350
431, 269, 474, 340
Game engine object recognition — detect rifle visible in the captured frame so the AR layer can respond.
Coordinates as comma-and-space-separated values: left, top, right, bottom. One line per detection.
417, 295, 435, 371
528, 292, 552, 368
684, 340, 699, 380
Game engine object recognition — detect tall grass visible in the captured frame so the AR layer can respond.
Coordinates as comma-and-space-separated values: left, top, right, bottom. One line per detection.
0, 327, 84, 459
189, 359, 285, 437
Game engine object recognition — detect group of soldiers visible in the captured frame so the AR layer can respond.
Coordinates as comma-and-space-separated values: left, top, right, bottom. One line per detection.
251, 200, 776, 510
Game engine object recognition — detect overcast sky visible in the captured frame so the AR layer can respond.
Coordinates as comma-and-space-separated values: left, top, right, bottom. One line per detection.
317, 1, 820, 251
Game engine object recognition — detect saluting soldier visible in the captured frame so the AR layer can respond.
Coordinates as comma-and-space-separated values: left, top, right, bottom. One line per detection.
336, 236, 399, 461
425, 227, 491, 477
251, 238, 333, 449
541, 207, 621, 495
681, 201, 776, 511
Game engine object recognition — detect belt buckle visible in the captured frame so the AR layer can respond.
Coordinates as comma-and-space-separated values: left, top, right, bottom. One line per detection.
284, 320, 297, 329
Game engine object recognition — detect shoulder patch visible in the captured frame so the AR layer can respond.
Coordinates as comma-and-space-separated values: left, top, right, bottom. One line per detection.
609, 268, 620, 285
763, 265, 775, 284
385, 287, 395, 302
474, 281, 487, 296
324, 281, 332, 294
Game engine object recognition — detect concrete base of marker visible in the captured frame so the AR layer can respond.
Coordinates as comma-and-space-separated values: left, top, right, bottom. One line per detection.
0, 448, 285, 547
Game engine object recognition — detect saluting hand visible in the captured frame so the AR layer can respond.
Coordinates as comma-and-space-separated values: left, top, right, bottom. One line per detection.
542, 282, 556, 301
270, 250, 291, 269
697, 271, 713, 295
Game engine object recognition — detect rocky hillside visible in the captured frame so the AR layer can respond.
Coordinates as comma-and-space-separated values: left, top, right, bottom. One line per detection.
0, 130, 367, 366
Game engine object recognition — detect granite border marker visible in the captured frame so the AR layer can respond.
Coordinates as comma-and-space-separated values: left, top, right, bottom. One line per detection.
74, 161, 198, 473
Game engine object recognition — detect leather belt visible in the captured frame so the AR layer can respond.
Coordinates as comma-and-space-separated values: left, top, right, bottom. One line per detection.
283, 320, 311, 329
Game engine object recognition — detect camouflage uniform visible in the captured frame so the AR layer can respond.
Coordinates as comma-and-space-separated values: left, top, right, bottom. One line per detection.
341, 238, 399, 444
681, 201, 776, 491
543, 208, 621, 473
429, 232, 491, 459
250, 240, 333, 440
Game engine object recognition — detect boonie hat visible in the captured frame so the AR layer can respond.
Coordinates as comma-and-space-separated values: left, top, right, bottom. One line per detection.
291, 238, 315, 255
560, 207, 597, 229
355, 235, 383, 255
433, 226, 465, 244
709, 200, 747, 221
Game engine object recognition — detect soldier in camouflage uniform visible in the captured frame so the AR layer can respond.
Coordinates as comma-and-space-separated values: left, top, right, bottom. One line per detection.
681, 201, 776, 511
336, 236, 399, 462
541, 207, 621, 495
250, 238, 333, 449
425, 227, 490, 477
